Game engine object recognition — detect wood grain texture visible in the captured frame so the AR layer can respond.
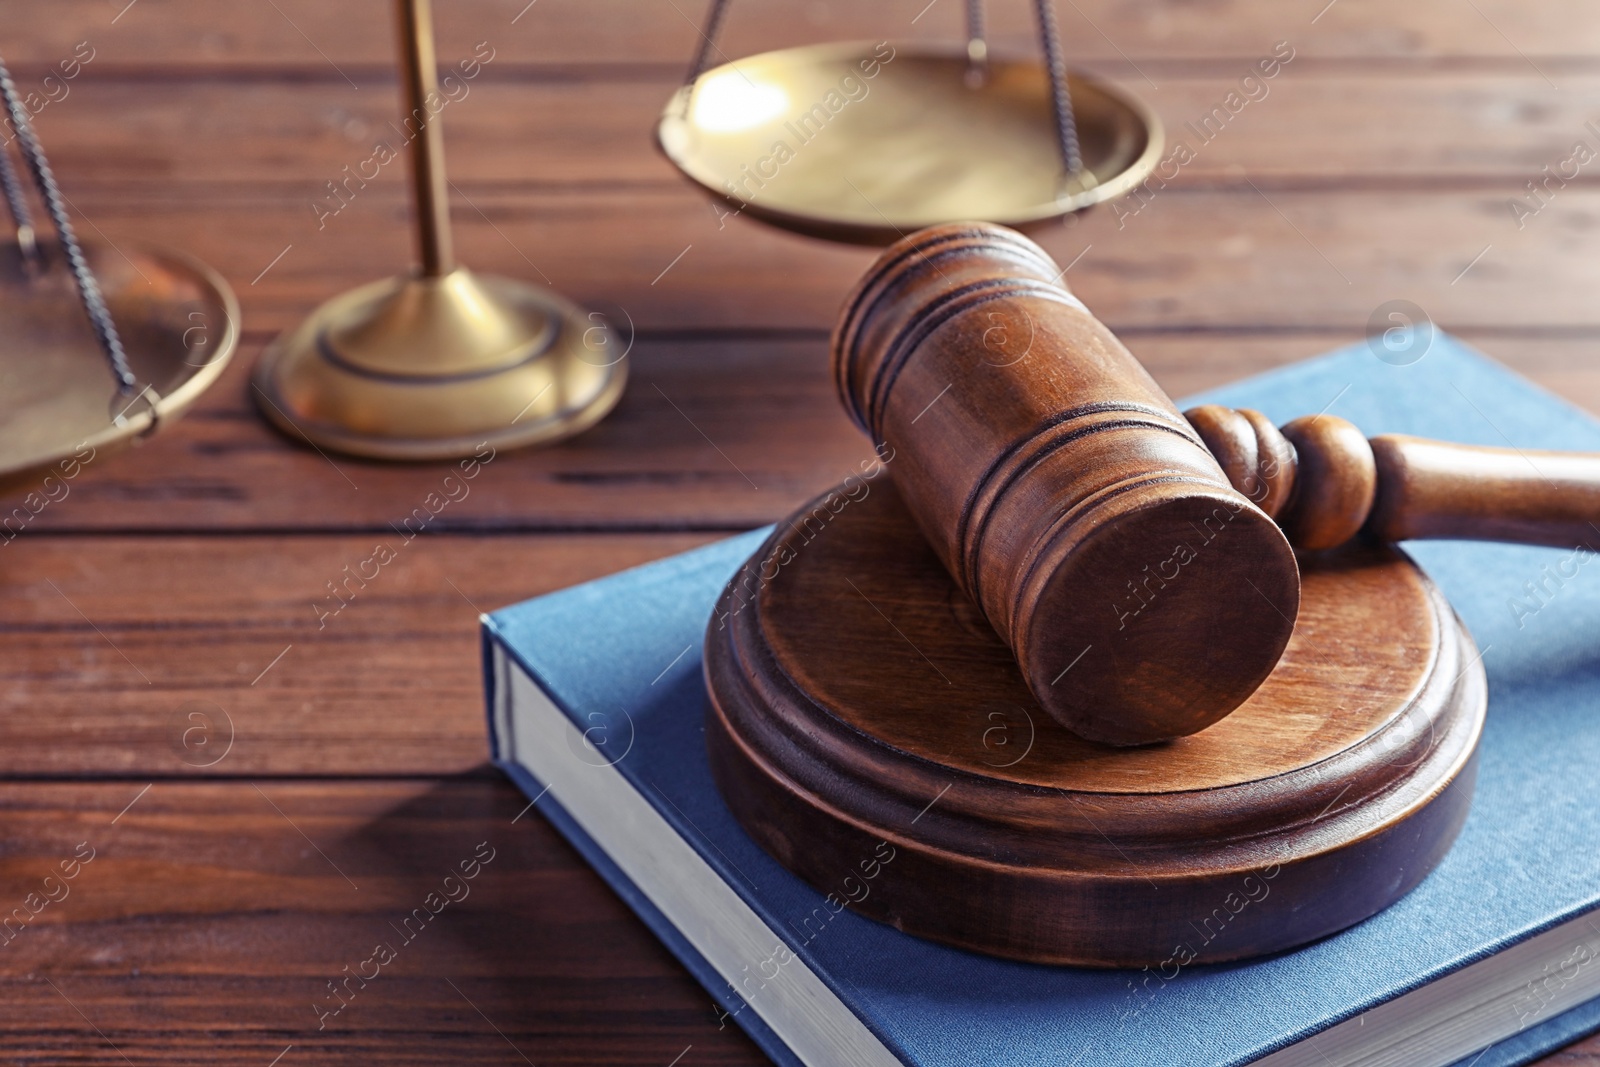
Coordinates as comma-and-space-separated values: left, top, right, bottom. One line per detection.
0, 532, 710, 778
9, 0, 1600, 68
6, 331, 1600, 536
0, 778, 767, 1065
831, 223, 1297, 744
1367, 435, 1600, 546
26, 182, 1600, 353
1185, 405, 1600, 551
2, 0, 1598, 1062
704, 474, 1483, 963
22, 74, 1600, 199
2, 337, 872, 535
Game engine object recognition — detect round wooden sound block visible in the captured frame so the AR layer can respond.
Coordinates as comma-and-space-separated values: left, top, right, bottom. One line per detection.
704, 473, 1486, 966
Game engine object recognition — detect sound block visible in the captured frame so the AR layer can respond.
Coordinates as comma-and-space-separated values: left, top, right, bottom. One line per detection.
704, 473, 1486, 966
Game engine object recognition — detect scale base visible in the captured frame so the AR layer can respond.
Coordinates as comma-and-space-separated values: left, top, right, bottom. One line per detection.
253, 267, 626, 461
705, 472, 1486, 966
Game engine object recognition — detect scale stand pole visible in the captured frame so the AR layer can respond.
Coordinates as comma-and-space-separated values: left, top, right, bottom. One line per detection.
250, 0, 628, 460
396, 0, 456, 278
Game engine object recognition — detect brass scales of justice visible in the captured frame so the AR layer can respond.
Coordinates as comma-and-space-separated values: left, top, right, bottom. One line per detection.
0, 50, 238, 498
253, 0, 1167, 459
252, 0, 627, 461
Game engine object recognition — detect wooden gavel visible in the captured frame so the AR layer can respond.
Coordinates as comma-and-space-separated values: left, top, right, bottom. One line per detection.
832, 222, 1600, 746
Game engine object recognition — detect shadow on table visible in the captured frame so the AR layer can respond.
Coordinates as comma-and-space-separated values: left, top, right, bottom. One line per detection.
332, 767, 757, 1062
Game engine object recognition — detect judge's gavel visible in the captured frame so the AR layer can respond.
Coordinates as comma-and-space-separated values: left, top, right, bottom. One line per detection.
832, 222, 1600, 746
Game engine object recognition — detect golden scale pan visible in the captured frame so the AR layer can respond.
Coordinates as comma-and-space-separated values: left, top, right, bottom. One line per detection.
0, 53, 236, 497
0, 242, 238, 496
655, 0, 1162, 244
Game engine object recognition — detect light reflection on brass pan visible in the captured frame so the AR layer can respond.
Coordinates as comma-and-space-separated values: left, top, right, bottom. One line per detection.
0, 241, 238, 497
656, 43, 1162, 245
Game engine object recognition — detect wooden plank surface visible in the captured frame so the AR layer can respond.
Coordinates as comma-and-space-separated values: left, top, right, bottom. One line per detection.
0, 532, 713, 777
2, 0, 1598, 1064
26, 74, 1600, 187
36, 183, 1600, 336
9, 0, 1600, 68
11, 332, 1600, 535
0, 779, 765, 1065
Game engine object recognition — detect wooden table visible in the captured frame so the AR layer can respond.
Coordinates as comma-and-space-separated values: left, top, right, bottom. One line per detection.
4, 1, 1599, 1063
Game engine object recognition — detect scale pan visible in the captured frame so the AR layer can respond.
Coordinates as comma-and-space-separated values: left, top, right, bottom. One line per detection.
657, 42, 1162, 244
0, 241, 238, 497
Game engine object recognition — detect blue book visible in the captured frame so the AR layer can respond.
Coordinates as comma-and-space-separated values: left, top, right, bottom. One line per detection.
483, 335, 1600, 1067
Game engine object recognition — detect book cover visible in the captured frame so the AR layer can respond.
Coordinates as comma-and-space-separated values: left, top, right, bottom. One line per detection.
485, 335, 1600, 1067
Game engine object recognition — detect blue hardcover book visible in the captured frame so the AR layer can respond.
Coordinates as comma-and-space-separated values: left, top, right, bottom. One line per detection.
484, 335, 1600, 1067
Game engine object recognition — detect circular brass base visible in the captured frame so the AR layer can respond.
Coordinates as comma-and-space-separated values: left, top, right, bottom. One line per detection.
253, 268, 627, 461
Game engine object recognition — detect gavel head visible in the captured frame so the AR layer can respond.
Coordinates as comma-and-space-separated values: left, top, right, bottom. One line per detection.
831, 222, 1301, 746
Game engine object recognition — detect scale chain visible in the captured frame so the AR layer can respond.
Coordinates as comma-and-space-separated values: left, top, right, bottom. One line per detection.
1032, 0, 1085, 178
0, 134, 38, 269
0, 49, 138, 393
966, 0, 989, 70
684, 0, 734, 86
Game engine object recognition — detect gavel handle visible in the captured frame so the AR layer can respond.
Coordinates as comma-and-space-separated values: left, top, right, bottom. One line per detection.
1366, 435, 1600, 547
1185, 405, 1600, 552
